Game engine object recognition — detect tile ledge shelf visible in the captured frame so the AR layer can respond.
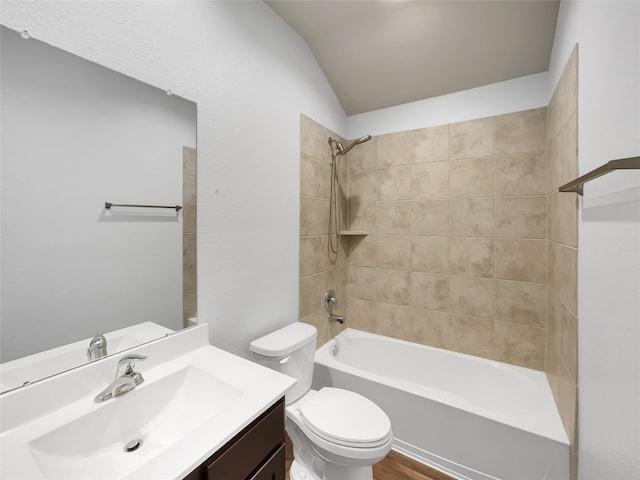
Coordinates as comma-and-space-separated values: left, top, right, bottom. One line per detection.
340, 231, 368, 236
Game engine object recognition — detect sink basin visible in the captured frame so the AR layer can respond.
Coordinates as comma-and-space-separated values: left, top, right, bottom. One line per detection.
27, 366, 241, 479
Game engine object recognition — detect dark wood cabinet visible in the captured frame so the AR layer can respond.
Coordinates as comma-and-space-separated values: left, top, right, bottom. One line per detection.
184, 397, 285, 480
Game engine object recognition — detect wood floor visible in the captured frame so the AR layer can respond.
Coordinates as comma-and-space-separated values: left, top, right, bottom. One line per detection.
285, 449, 455, 480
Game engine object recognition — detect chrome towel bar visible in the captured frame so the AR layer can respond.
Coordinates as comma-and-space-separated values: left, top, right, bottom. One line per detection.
105, 202, 182, 212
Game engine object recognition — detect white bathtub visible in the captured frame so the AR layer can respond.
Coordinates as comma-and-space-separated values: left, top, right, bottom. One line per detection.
313, 328, 569, 480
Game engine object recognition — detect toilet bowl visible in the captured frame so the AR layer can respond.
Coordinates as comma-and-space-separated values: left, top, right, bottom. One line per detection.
249, 323, 392, 480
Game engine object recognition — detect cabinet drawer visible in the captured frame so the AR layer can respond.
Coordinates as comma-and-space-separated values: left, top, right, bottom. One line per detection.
249, 444, 285, 480
207, 401, 284, 479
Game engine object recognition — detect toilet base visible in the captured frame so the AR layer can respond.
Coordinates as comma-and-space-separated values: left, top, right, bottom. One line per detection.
289, 459, 373, 480
290, 460, 322, 480
323, 462, 373, 480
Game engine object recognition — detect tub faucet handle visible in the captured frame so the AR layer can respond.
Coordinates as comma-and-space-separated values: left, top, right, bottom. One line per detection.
324, 289, 338, 312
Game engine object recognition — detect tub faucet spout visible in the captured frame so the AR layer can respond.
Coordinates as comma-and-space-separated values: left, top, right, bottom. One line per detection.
329, 313, 345, 324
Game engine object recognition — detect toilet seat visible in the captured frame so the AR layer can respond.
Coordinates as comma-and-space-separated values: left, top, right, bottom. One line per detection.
298, 388, 392, 448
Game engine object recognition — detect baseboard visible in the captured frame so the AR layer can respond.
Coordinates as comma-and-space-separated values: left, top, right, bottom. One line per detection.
392, 438, 501, 480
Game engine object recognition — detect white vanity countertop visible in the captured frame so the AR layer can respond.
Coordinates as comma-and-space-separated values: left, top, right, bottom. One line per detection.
0, 324, 295, 479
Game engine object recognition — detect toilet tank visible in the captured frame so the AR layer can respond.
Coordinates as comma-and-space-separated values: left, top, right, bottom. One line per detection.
250, 323, 317, 404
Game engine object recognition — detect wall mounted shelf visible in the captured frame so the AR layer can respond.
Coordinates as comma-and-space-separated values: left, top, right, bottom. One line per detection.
559, 156, 640, 195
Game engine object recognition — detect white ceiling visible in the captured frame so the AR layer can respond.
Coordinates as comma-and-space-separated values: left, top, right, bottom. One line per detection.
266, 0, 559, 116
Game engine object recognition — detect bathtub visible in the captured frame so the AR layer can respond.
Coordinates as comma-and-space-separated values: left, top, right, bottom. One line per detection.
313, 328, 569, 480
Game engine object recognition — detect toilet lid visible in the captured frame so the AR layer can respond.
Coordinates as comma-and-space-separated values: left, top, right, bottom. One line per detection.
299, 388, 391, 447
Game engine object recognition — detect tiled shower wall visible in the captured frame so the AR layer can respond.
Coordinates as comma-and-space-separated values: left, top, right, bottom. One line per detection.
299, 115, 348, 347
546, 45, 579, 470
298, 50, 578, 459
346, 108, 549, 370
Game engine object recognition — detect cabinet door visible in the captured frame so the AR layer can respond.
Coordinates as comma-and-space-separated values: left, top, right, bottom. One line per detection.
206, 403, 284, 479
249, 445, 285, 480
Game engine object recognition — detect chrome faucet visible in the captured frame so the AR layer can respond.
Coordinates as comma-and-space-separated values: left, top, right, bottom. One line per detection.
324, 289, 345, 324
87, 332, 108, 361
94, 354, 147, 403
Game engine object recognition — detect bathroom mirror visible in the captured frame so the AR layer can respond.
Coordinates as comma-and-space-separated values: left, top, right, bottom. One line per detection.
0, 25, 197, 393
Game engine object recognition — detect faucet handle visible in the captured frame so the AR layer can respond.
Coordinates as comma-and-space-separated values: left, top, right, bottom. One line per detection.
116, 354, 147, 376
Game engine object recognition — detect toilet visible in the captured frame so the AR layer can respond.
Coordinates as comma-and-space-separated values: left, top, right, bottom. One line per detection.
250, 323, 392, 480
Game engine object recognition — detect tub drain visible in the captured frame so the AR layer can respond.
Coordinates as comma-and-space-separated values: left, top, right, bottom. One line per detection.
124, 439, 143, 452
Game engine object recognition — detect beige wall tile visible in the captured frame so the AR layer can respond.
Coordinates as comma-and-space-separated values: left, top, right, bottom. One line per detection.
183, 290, 196, 325
299, 116, 348, 351
376, 201, 412, 234
347, 136, 378, 171
495, 280, 547, 327
183, 261, 197, 294
299, 271, 331, 318
549, 46, 578, 138
449, 158, 495, 197
348, 169, 379, 202
300, 155, 330, 198
548, 240, 557, 290
495, 239, 547, 283
411, 125, 449, 163
377, 235, 411, 270
449, 117, 495, 159
410, 308, 450, 348
183, 146, 197, 176
494, 321, 545, 369
450, 198, 495, 237
547, 137, 558, 193
348, 235, 377, 267
495, 151, 547, 196
183, 174, 197, 206
349, 200, 377, 232
300, 196, 327, 236
410, 162, 450, 199
555, 112, 579, 188
445, 314, 495, 359
300, 114, 332, 161
557, 362, 578, 447
449, 238, 494, 278
376, 269, 411, 305
300, 236, 326, 277
411, 236, 450, 273
183, 205, 196, 234
558, 298, 578, 381
449, 276, 496, 318
346, 297, 378, 332
337, 106, 553, 373
374, 301, 413, 339
378, 166, 412, 200
553, 242, 578, 315
549, 191, 578, 247
495, 107, 547, 155
495, 196, 547, 239
377, 131, 412, 166
183, 234, 196, 262
410, 272, 449, 311
411, 199, 450, 236
348, 265, 377, 300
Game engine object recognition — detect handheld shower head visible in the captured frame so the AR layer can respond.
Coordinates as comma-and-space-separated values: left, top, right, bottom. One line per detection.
338, 135, 372, 156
